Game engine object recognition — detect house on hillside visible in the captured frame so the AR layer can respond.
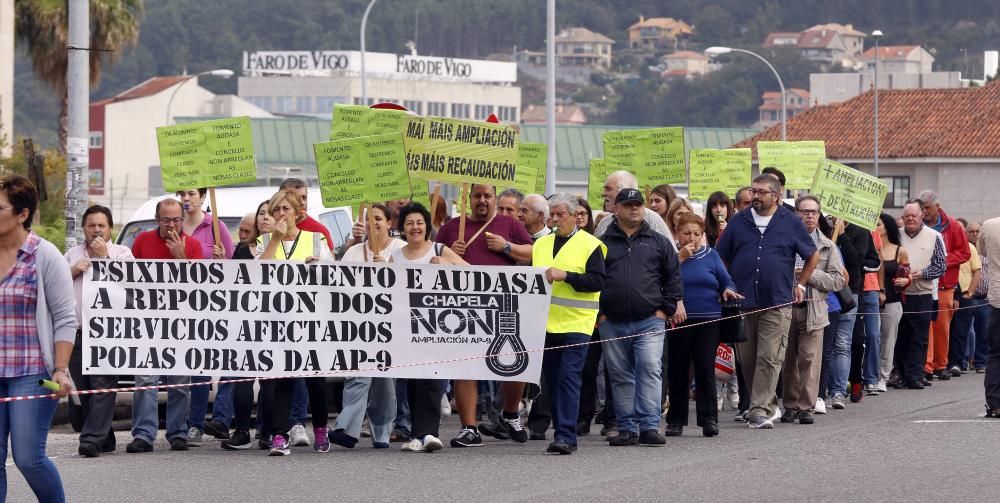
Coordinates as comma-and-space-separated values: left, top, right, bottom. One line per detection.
520, 104, 588, 125
555, 27, 615, 69
733, 80, 1000, 223
863, 45, 935, 74
763, 23, 866, 69
753, 88, 810, 130
661, 51, 713, 78
627, 16, 694, 52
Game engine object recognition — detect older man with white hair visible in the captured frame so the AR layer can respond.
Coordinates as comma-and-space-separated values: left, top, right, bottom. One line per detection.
520, 194, 552, 242
533, 193, 606, 454
594, 171, 672, 241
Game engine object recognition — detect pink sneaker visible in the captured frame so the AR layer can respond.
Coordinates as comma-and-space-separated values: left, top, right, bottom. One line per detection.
268, 434, 290, 456
313, 427, 330, 453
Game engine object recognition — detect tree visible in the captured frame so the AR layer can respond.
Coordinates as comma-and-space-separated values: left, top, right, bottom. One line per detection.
0, 139, 68, 249
15, 0, 143, 152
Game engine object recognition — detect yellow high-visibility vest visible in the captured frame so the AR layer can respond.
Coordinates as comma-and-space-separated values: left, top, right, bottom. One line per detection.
257, 231, 322, 262
532, 230, 606, 334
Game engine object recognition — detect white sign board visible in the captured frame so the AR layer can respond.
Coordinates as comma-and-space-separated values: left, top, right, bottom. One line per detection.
83, 260, 550, 382
242, 50, 518, 83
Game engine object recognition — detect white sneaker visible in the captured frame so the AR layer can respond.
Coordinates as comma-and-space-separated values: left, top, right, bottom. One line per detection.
769, 406, 782, 423
876, 379, 888, 393
360, 418, 372, 438
187, 426, 203, 447
401, 439, 424, 452
815, 398, 827, 414
288, 423, 310, 447
422, 434, 443, 453
441, 394, 452, 417
717, 395, 725, 411
726, 384, 740, 410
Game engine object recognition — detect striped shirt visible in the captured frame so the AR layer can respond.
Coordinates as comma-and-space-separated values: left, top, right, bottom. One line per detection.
0, 232, 46, 377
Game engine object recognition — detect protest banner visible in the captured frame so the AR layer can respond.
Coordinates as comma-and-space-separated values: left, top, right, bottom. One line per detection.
810, 159, 889, 230
313, 132, 412, 208
403, 116, 520, 187
82, 260, 552, 382
688, 148, 752, 200
517, 142, 548, 194
603, 127, 685, 188
510, 165, 537, 194
756, 140, 826, 189
587, 158, 605, 211
155, 116, 257, 193
329, 104, 409, 140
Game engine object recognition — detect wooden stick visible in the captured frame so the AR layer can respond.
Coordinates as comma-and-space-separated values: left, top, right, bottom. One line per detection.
644, 186, 652, 209
359, 203, 369, 262
208, 187, 221, 254
458, 182, 469, 242
367, 202, 380, 262
429, 183, 443, 227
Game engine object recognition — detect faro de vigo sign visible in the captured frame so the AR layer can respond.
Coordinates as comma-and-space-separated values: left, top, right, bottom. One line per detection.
242, 50, 515, 83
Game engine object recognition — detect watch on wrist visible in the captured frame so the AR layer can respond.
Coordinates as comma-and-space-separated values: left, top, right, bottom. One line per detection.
795, 283, 806, 291
502, 242, 512, 255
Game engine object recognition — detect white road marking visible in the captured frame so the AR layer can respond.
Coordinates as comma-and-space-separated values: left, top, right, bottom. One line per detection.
913, 419, 1000, 423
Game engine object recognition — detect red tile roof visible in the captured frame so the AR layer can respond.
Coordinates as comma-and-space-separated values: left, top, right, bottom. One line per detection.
92, 76, 189, 106
861, 46, 920, 60
734, 80, 1000, 159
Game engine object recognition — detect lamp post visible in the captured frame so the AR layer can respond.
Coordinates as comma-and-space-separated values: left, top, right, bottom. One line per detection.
705, 46, 786, 140
360, 0, 378, 106
164, 68, 235, 125
544, 0, 556, 195
872, 30, 883, 178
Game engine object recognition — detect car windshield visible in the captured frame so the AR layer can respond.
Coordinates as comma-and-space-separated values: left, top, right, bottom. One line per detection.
116, 218, 242, 248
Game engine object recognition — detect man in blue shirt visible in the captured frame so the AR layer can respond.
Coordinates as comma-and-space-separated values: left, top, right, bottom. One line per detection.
716, 174, 819, 429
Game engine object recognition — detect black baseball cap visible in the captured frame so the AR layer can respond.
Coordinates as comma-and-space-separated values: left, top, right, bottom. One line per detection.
616, 188, 644, 205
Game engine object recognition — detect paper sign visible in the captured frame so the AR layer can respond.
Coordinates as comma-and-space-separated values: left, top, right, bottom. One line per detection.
756, 141, 826, 190
517, 142, 548, 195
403, 116, 519, 186
603, 127, 685, 188
314, 133, 412, 206
330, 104, 409, 140
688, 148, 752, 200
587, 158, 606, 212
156, 117, 257, 192
510, 165, 537, 194
810, 159, 888, 230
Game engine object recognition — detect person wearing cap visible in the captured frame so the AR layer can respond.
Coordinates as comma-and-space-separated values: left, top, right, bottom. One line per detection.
598, 188, 683, 446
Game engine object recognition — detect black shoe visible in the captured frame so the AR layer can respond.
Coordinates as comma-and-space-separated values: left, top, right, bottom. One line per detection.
925, 372, 935, 380
906, 381, 925, 389
948, 366, 963, 377
450, 427, 484, 448
576, 421, 591, 436
329, 429, 358, 449
797, 411, 815, 424
477, 421, 510, 440
934, 370, 951, 381
664, 423, 683, 436
599, 423, 616, 436
258, 437, 272, 450
221, 429, 253, 450
546, 440, 576, 455
639, 429, 666, 445
169, 437, 188, 451
125, 438, 153, 453
986, 406, 1000, 418
780, 409, 797, 423
99, 441, 116, 453
203, 419, 229, 440
609, 430, 638, 446
529, 430, 546, 441
498, 413, 528, 443
78, 442, 100, 458
920, 378, 933, 386
702, 420, 719, 437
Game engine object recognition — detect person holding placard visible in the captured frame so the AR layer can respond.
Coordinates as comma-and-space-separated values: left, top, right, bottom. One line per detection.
329, 204, 405, 450
256, 190, 334, 456
391, 203, 467, 453
435, 184, 533, 448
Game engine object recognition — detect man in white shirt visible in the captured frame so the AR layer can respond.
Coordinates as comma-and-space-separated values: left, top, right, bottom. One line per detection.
65, 205, 134, 458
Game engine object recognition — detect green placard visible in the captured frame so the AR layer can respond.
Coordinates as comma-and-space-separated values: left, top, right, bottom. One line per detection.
410, 177, 431, 210
688, 148, 752, 200
517, 142, 548, 195
810, 159, 888, 231
587, 158, 606, 212
155, 117, 257, 192
603, 127, 685, 188
403, 116, 519, 186
367, 108, 409, 135
510, 165, 537, 194
314, 132, 412, 207
756, 141, 826, 189
330, 104, 410, 140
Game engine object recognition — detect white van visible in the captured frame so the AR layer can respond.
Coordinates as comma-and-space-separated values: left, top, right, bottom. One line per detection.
116, 186, 355, 257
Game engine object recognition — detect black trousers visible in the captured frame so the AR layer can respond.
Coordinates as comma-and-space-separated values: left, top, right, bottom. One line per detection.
665, 321, 720, 427
578, 328, 615, 426
232, 379, 263, 433
269, 377, 327, 437
985, 306, 1000, 410
526, 375, 551, 433
896, 294, 933, 384
70, 331, 117, 450
408, 379, 446, 439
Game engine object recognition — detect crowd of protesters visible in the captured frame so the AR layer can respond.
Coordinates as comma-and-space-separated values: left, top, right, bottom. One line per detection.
3, 164, 1000, 499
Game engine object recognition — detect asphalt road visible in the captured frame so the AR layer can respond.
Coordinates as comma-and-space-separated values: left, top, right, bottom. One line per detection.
6, 373, 999, 502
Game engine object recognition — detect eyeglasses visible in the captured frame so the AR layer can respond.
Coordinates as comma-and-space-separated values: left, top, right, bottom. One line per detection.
158, 217, 183, 225
748, 189, 776, 197
797, 209, 820, 216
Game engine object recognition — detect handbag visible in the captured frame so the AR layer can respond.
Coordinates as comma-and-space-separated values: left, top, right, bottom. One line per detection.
834, 286, 857, 313
717, 301, 747, 344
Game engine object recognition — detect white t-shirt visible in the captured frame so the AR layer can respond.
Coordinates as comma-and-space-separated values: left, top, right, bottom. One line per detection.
751, 209, 773, 235
391, 243, 442, 265
341, 238, 406, 263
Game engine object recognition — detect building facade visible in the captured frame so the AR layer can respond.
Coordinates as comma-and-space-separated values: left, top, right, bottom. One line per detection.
862, 45, 935, 74
627, 16, 694, 52
763, 23, 866, 69
810, 71, 965, 106
754, 88, 810, 130
553, 27, 614, 69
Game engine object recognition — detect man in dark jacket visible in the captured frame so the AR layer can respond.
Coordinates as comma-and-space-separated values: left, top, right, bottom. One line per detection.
598, 189, 683, 446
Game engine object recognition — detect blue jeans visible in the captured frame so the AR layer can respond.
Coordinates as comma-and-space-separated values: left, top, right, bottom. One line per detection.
132, 374, 190, 443
0, 373, 64, 503
972, 299, 992, 369
334, 377, 396, 444
542, 332, 590, 446
600, 316, 665, 434
188, 376, 235, 430
830, 296, 858, 396
859, 291, 882, 385
393, 379, 411, 436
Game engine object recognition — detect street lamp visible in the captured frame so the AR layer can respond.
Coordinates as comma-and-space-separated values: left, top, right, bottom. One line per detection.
360, 0, 378, 106
705, 46, 787, 140
164, 68, 235, 125
872, 30, 883, 178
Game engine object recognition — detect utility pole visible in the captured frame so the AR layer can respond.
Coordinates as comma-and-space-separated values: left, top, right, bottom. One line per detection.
64, 0, 89, 249
544, 0, 556, 195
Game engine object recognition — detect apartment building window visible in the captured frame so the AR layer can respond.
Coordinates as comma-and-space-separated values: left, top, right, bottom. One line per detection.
315, 96, 342, 114
451, 103, 470, 119
89, 131, 104, 149
403, 100, 423, 115
295, 96, 312, 113
880, 176, 910, 208
427, 101, 448, 117
497, 106, 517, 123
252, 96, 273, 111
352, 97, 375, 106
474, 104, 494, 120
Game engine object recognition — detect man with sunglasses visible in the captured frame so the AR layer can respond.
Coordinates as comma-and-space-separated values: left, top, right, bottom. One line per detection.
127, 198, 202, 453
716, 174, 819, 429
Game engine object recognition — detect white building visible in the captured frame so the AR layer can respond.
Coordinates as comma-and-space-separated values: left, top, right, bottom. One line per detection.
239, 50, 521, 122
862, 45, 935, 74
89, 76, 271, 218
810, 71, 965, 106
0, 0, 14, 155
